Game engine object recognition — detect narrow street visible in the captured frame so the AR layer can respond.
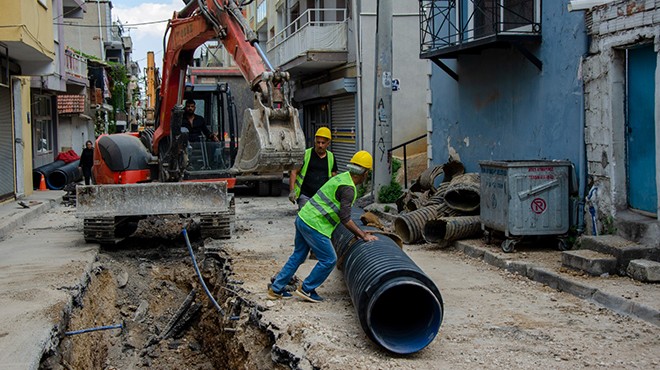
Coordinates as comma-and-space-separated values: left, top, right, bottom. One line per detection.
1, 191, 658, 369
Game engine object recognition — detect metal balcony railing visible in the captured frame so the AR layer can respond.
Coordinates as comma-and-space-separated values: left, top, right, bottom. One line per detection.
419, 0, 541, 54
266, 8, 348, 67
64, 48, 87, 81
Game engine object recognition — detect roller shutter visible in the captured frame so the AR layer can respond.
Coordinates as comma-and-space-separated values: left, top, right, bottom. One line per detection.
0, 86, 14, 199
329, 94, 356, 170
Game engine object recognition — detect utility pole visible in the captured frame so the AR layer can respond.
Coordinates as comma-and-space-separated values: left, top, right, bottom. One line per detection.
372, 0, 393, 203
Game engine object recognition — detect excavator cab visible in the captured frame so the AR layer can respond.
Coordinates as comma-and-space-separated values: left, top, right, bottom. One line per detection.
182, 82, 239, 179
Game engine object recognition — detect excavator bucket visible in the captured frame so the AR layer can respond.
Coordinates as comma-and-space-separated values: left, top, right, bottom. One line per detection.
231, 105, 306, 174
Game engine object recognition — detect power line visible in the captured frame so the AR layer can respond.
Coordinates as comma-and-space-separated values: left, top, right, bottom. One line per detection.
54, 19, 168, 27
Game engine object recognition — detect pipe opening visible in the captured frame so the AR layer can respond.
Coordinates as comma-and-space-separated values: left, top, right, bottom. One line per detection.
367, 280, 442, 354
393, 217, 413, 244
48, 171, 68, 190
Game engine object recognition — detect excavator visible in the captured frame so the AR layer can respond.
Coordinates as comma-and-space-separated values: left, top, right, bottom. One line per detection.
76, 0, 305, 244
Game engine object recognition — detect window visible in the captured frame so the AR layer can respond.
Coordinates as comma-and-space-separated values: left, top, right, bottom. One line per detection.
257, 0, 267, 24
33, 95, 53, 154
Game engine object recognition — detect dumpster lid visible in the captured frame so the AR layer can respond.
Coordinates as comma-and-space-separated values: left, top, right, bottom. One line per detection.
479, 160, 572, 168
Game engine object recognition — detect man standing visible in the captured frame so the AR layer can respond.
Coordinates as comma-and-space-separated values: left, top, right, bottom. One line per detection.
182, 99, 219, 142
289, 127, 338, 210
269, 151, 379, 303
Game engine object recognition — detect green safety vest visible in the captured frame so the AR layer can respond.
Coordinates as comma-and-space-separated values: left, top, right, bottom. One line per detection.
294, 148, 335, 198
298, 171, 356, 238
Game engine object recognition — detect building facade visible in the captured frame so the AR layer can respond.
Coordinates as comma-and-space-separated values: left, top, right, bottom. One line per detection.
421, 0, 659, 243
0, 0, 58, 199
246, 0, 430, 169
578, 0, 659, 244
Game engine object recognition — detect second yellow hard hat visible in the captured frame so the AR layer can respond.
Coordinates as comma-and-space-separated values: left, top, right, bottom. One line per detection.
315, 127, 332, 139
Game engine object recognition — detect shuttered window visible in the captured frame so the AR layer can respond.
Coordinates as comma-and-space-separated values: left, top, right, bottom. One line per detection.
329, 94, 356, 170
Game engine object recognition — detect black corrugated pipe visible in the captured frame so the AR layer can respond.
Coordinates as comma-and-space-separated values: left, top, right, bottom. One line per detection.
331, 212, 444, 354
33, 160, 66, 189
47, 160, 82, 190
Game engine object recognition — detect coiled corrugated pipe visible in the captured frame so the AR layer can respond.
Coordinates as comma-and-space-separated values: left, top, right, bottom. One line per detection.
423, 215, 482, 243
33, 160, 66, 189
444, 173, 481, 212
393, 205, 441, 243
47, 160, 82, 190
417, 165, 443, 191
332, 219, 444, 354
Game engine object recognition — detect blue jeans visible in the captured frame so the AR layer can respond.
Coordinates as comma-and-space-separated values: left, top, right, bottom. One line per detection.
271, 216, 337, 293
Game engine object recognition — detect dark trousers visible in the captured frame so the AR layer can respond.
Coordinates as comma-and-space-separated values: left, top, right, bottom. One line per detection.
82, 167, 92, 185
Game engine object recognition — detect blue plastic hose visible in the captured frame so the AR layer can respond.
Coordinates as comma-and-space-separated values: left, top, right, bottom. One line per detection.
182, 228, 225, 316
65, 323, 123, 336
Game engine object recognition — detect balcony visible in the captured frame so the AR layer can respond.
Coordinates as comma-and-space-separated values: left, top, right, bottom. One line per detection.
266, 8, 348, 78
419, 0, 542, 79
64, 48, 88, 86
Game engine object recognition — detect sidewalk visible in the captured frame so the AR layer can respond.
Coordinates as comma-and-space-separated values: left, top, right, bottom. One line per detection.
0, 189, 99, 370
454, 239, 660, 327
0, 190, 66, 240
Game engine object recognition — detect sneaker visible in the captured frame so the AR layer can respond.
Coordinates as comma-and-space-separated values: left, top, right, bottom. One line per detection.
294, 286, 324, 303
267, 287, 292, 300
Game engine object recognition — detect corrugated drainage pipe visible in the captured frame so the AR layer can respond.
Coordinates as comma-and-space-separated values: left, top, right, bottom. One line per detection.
423, 215, 482, 243
47, 160, 82, 190
393, 205, 441, 243
332, 219, 444, 354
33, 160, 66, 189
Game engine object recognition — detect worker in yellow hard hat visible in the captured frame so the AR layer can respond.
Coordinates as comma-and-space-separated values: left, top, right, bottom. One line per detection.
289, 126, 338, 210
269, 150, 378, 303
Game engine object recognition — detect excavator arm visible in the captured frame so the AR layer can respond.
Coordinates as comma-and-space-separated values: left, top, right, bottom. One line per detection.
153, 0, 304, 181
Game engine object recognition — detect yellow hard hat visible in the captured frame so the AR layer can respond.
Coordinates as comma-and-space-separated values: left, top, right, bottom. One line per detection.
315, 127, 332, 139
350, 150, 373, 170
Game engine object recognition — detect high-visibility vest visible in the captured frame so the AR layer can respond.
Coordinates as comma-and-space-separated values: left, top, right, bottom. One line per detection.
294, 148, 335, 198
298, 171, 356, 237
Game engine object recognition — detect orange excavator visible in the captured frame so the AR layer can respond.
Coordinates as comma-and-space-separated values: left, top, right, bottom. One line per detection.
77, 0, 305, 244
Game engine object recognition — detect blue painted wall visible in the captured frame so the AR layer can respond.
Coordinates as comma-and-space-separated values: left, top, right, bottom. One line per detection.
429, 1, 588, 173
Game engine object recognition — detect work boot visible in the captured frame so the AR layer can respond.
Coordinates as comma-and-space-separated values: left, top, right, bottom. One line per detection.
294, 286, 324, 303
267, 287, 292, 300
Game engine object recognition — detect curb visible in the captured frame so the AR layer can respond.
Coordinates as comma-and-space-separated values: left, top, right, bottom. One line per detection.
455, 241, 660, 327
0, 197, 62, 241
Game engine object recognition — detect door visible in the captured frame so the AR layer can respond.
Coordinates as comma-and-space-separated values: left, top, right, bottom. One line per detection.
626, 44, 657, 215
0, 86, 15, 200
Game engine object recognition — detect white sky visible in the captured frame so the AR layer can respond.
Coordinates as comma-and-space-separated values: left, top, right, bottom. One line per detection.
111, 0, 182, 73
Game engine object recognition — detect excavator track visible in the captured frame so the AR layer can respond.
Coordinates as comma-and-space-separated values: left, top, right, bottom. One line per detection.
83, 216, 131, 245
200, 195, 235, 239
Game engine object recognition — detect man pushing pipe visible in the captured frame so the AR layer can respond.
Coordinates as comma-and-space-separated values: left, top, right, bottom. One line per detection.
268, 151, 379, 303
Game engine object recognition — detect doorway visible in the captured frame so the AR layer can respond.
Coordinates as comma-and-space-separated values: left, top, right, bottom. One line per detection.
626, 44, 657, 215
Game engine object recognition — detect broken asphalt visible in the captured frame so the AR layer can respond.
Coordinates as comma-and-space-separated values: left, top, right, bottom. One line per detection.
0, 191, 657, 370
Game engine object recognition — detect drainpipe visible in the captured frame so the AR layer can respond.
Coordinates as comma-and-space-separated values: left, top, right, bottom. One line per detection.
352, 0, 363, 149
97, 0, 105, 60
577, 59, 587, 234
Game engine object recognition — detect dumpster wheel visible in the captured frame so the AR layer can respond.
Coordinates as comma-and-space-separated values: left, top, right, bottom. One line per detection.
557, 238, 570, 251
501, 239, 517, 253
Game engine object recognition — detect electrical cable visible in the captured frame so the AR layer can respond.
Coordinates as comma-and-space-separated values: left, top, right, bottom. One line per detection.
182, 228, 225, 316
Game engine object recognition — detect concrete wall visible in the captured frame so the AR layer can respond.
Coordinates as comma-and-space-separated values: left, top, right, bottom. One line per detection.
429, 0, 588, 173
57, 116, 94, 156
13, 77, 33, 196
582, 1, 660, 224
360, 0, 431, 157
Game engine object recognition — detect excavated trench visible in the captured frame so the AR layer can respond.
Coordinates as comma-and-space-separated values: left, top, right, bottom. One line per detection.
39, 231, 292, 369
